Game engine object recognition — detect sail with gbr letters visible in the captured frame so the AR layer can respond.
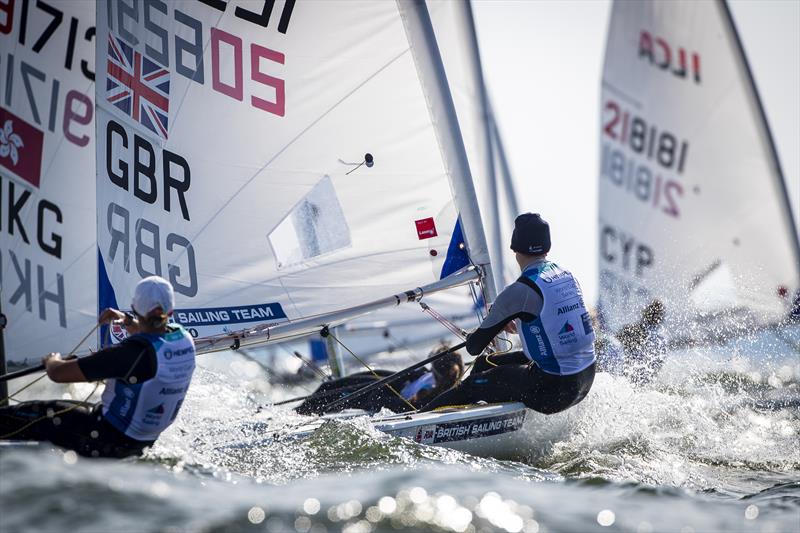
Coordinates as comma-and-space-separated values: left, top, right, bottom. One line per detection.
95, 0, 495, 352
598, 0, 800, 341
1, 1, 96, 364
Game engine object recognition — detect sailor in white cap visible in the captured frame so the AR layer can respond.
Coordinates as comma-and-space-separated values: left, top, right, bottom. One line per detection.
0, 276, 196, 458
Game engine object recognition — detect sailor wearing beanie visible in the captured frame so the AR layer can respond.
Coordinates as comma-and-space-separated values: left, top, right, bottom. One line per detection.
421, 213, 596, 414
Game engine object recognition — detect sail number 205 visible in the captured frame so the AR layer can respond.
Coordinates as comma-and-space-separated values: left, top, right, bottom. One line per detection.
105, 0, 286, 117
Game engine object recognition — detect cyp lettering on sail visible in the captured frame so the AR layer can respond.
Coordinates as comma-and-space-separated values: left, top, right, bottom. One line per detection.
0, 0, 96, 364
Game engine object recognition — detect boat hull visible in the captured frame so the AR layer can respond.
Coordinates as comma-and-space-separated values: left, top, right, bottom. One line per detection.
284, 403, 530, 460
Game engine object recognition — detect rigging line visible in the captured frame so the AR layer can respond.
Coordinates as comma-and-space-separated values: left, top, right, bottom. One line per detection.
0, 382, 101, 440
1, 322, 100, 406
419, 302, 467, 339
383, 333, 424, 367
328, 331, 417, 412
469, 282, 486, 321
170, 46, 415, 266
276, 343, 329, 381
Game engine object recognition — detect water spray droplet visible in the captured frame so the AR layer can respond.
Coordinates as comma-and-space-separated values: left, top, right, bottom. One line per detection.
303, 498, 321, 515
745, 505, 759, 520
247, 506, 265, 524
597, 509, 615, 526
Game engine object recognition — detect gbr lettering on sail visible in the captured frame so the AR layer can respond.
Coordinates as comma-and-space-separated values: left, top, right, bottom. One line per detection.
98, 0, 291, 298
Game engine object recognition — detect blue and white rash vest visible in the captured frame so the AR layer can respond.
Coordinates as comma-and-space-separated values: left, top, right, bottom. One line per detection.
400, 371, 435, 399
518, 262, 595, 375
101, 326, 196, 441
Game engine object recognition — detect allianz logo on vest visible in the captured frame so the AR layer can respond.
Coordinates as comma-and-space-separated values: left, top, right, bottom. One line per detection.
528, 325, 548, 355
159, 386, 185, 395
557, 303, 581, 315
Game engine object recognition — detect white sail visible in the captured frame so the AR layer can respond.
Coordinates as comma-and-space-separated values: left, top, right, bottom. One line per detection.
95, 0, 490, 350
1, 0, 96, 363
599, 0, 800, 339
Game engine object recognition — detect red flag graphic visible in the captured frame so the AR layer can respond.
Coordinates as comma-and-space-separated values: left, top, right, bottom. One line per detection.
0, 107, 44, 188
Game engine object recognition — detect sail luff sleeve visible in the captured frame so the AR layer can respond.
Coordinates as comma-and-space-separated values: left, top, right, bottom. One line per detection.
397, 0, 498, 304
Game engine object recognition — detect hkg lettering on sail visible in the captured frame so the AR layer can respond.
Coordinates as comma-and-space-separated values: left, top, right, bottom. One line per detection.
1, 177, 68, 328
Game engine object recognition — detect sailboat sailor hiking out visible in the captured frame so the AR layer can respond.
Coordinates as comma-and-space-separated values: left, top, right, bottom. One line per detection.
0, 276, 196, 459
420, 213, 597, 413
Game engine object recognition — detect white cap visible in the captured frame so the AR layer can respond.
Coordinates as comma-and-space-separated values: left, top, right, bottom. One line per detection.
131, 276, 175, 316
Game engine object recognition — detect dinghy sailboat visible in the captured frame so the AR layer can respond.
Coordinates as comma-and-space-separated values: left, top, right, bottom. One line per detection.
598, 0, 800, 347
94, 0, 529, 457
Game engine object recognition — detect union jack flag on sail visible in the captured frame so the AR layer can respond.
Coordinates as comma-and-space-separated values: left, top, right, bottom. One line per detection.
106, 33, 170, 140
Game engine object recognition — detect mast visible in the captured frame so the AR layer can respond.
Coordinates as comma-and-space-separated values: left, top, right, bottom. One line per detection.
0, 300, 7, 401
461, 1, 504, 293
491, 113, 520, 217
398, 0, 499, 305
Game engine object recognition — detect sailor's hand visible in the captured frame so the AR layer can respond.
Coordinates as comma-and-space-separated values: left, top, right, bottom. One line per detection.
42, 352, 62, 368
42, 352, 86, 383
99, 308, 125, 325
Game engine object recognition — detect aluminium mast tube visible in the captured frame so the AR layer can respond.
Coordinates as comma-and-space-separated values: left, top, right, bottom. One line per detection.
0, 300, 7, 400
459, 1, 504, 292
193, 267, 480, 354
491, 110, 520, 217
397, 0, 499, 306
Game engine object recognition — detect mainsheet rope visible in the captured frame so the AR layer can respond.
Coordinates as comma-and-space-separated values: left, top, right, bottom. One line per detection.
326, 331, 417, 411
1, 322, 103, 439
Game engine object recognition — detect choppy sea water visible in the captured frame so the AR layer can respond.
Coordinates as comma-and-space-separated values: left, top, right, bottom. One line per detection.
1, 326, 799, 533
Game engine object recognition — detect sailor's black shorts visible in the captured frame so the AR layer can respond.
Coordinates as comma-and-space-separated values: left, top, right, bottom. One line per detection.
0, 400, 153, 458
421, 353, 595, 414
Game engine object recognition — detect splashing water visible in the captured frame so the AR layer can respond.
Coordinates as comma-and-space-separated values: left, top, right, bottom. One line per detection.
1, 327, 798, 532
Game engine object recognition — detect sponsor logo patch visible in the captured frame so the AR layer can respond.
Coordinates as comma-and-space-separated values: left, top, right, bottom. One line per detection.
175, 302, 287, 327
415, 412, 526, 445
558, 321, 577, 345
557, 303, 580, 315
415, 217, 438, 240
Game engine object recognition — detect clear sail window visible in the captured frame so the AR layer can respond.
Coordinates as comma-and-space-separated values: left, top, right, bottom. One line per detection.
268, 175, 351, 269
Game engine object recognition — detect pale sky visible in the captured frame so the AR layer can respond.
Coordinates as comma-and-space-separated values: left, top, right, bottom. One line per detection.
473, 0, 800, 305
